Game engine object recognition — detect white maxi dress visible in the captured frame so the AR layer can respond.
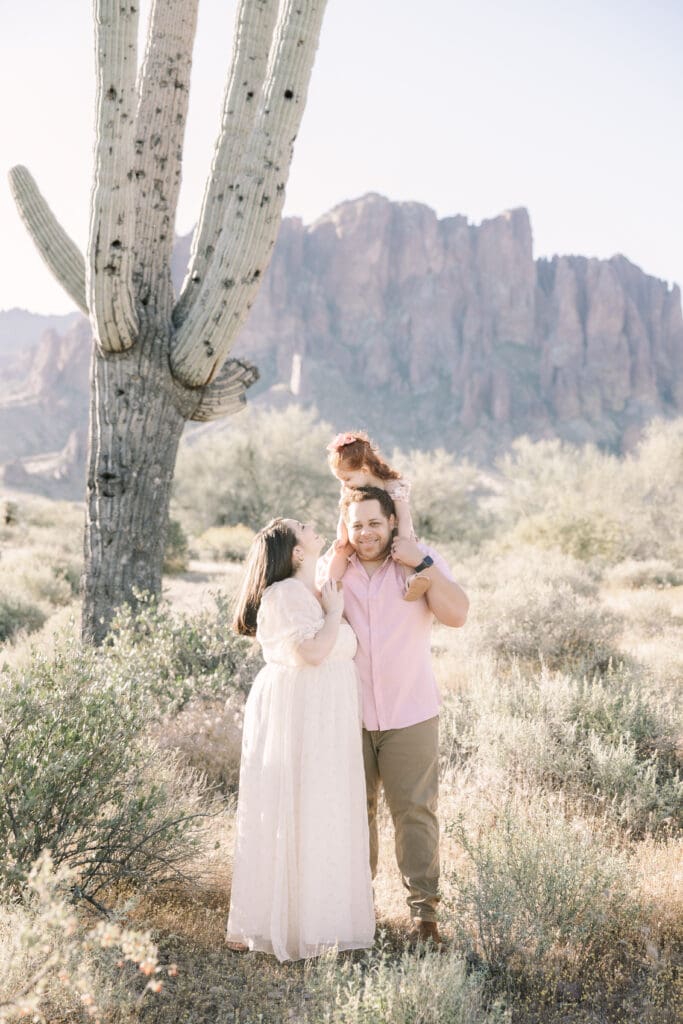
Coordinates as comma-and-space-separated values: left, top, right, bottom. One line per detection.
226, 577, 375, 961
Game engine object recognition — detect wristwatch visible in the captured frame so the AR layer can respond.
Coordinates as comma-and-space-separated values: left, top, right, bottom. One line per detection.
412, 555, 434, 573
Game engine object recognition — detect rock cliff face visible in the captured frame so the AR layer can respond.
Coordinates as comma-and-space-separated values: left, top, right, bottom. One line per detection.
234, 194, 683, 458
1, 194, 682, 495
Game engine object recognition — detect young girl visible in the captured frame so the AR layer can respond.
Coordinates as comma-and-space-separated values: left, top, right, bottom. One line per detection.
326, 431, 431, 601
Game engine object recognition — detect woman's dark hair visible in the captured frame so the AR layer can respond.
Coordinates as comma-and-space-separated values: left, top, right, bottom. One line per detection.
232, 518, 299, 636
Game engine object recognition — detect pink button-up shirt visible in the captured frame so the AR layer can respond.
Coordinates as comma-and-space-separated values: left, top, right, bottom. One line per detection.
319, 544, 454, 731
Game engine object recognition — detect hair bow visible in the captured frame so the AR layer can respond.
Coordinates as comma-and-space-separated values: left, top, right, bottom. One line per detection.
326, 432, 358, 452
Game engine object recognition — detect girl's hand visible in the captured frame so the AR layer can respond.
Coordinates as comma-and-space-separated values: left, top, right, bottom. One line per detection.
320, 579, 344, 616
391, 537, 423, 567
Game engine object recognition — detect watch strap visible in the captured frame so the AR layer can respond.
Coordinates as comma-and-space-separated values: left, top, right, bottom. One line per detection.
413, 555, 434, 573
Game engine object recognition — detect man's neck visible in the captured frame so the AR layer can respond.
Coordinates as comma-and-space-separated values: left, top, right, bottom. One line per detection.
355, 547, 391, 578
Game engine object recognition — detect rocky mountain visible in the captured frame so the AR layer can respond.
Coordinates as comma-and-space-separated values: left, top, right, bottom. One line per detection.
1, 194, 682, 496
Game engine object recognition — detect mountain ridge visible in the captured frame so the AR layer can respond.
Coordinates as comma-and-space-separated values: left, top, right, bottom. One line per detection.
1, 194, 681, 497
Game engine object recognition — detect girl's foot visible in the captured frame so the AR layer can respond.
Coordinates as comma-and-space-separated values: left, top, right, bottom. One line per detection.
225, 939, 249, 952
403, 573, 431, 602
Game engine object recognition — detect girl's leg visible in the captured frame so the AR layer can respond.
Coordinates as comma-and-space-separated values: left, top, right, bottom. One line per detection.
394, 500, 431, 602
328, 512, 350, 581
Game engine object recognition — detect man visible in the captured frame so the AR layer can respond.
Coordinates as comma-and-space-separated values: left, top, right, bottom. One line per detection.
319, 485, 469, 947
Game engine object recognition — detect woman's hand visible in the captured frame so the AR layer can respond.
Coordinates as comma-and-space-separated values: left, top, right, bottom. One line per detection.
320, 579, 344, 616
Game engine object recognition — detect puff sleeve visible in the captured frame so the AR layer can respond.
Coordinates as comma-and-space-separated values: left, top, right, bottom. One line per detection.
256, 578, 325, 666
385, 478, 411, 502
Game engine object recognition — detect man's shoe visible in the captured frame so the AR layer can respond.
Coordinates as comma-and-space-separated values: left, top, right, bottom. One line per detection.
407, 919, 443, 950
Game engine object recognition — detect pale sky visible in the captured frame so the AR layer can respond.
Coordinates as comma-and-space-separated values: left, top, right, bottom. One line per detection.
1, 0, 681, 315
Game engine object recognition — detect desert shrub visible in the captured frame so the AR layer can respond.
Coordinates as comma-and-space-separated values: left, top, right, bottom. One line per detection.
495, 437, 627, 561
444, 797, 639, 992
605, 559, 683, 590
0, 592, 46, 643
495, 423, 683, 564
391, 448, 493, 549
105, 592, 260, 708
163, 518, 190, 574
440, 664, 682, 835
466, 576, 621, 675
1, 551, 79, 607
612, 589, 682, 637
465, 544, 600, 596
0, 638, 207, 900
152, 695, 244, 793
0, 851, 163, 1023
193, 523, 255, 562
174, 405, 339, 535
309, 940, 500, 1024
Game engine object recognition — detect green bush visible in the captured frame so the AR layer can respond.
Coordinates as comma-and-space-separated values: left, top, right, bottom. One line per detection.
391, 448, 493, 549
193, 523, 255, 562
440, 664, 683, 835
445, 798, 639, 991
105, 592, 259, 707
0, 592, 46, 643
0, 637, 207, 900
174, 406, 339, 536
466, 576, 621, 675
495, 422, 683, 565
309, 940, 500, 1024
605, 559, 683, 590
163, 518, 190, 574
465, 544, 600, 596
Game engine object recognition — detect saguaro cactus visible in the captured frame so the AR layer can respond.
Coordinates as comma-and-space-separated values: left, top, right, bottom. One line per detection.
9, 0, 327, 641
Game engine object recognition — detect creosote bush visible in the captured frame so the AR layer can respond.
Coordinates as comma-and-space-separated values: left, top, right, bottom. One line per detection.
495, 420, 683, 564
0, 635, 209, 901
392, 447, 493, 550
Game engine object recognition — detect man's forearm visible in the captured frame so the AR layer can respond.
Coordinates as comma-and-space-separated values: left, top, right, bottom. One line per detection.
423, 567, 469, 627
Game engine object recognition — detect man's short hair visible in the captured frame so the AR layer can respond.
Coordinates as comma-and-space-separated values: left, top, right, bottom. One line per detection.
340, 485, 396, 521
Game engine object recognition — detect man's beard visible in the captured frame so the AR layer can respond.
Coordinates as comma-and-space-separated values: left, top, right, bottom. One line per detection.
353, 529, 395, 563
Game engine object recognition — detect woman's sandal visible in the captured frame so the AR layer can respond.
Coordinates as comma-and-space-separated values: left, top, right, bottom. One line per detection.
225, 939, 249, 952
403, 573, 431, 602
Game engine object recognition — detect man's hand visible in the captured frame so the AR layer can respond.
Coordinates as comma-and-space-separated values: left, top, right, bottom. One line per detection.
390, 537, 423, 568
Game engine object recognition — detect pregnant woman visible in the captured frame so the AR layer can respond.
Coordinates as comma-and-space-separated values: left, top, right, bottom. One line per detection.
226, 518, 375, 962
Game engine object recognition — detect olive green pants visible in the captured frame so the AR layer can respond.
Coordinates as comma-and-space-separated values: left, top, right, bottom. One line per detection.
362, 716, 440, 922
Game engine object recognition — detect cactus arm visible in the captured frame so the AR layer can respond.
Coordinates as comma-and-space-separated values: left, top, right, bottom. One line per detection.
87, 0, 140, 353
173, 0, 279, 329
132, 0, 200, 318
188, 358, 259, 422
170, 0, 327, 387
8, 166, 88, 315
